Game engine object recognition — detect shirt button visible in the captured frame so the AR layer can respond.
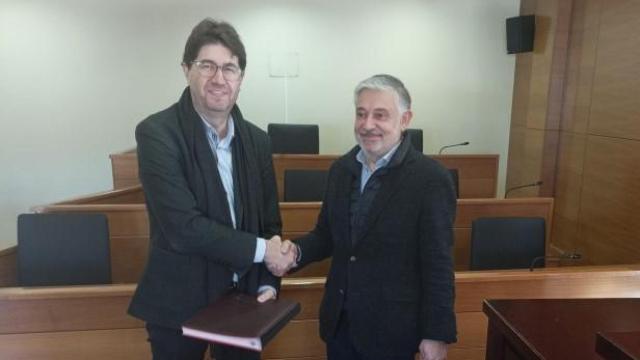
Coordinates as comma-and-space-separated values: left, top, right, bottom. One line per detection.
339, 289, 344, 294
350, 256, 357, 262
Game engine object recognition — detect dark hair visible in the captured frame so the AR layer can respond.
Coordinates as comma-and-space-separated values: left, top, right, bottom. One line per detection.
182, 18, 247, 71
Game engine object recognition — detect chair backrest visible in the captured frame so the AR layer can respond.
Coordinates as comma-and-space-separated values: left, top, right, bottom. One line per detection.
17, 213, 111, 286
469, 217, 545, 270
448, 168, 460, 198
405, 128, 423, 152
284, 169, 328, 202
268, 123, 319, 154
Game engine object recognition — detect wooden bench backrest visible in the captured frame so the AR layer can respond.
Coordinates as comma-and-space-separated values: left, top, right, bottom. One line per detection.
110, 151, 499, 199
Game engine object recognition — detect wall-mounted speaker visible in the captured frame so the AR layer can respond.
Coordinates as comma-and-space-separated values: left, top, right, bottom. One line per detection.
506, 15, 535, 54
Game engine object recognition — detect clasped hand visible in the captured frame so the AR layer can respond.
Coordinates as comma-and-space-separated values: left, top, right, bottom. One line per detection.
264, 235, 298, 277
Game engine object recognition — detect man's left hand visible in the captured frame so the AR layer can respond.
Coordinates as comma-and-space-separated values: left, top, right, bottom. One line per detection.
419, 339, 447, 360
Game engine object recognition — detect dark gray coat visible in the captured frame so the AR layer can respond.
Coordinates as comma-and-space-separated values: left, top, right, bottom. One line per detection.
295, 136, 457, 358
128, 89, 281, 329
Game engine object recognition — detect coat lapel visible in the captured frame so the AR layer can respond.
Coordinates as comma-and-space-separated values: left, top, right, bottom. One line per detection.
352, 140, 417, 250
331, 153, 359, 252
352, 166, 410, 249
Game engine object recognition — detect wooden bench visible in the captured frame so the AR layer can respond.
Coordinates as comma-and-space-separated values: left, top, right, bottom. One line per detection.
0, 185, 553, 285
110, 150, 499, 199
1, 265, 638, 360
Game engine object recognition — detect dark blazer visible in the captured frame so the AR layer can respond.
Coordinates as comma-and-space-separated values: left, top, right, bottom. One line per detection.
295, 136, 457, 358
128, 94, 281, 330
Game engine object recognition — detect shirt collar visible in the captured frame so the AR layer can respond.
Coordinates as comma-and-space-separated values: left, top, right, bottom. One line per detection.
356, 140, 402, 171
200, 114, 235, 149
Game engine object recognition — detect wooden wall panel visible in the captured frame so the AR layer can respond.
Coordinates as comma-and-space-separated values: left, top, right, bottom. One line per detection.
551, 132, 586, 252
556, 132, 587, 176
588, 0, 640, 140
527, 1, 559, 130
545, 0, 574, 132
507, 0, 573, 198
539, 129, 561, 196
580, 136, 640, 264
560, 0, 601, 134
510, 0, 640, 265
559, 0, 640, 265
549, 0, 602, 258
506, 127, 545, 197
510, 53, 533, 129
520, 0, 537, 15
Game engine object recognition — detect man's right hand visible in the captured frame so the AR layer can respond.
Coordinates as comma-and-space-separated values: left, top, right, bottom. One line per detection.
264, 236, 297, 276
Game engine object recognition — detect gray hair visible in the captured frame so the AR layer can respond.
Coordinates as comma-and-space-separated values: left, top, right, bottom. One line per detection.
353, 74, 411, 113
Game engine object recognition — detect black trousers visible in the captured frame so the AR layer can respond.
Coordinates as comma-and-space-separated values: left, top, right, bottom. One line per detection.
325, 312, 415, 360
146, 323, 260, 360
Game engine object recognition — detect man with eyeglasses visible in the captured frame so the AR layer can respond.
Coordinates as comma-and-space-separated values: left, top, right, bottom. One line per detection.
128, 19, 294, 360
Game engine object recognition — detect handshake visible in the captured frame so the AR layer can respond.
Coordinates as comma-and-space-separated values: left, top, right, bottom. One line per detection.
264, 236, 298, 277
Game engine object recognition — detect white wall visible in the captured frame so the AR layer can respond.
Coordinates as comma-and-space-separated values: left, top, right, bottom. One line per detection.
0, 0, 518, 250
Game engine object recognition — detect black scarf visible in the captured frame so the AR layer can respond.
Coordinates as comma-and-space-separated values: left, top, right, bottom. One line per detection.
176, 87, 265, 237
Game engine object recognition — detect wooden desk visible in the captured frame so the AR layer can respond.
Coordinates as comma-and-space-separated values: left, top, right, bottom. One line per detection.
596, 331, 640, 360
483, 298, 640, 360
110, 150, 499, 199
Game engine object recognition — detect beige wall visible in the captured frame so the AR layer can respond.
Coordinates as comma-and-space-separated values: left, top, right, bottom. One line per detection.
0, 0, 518, 250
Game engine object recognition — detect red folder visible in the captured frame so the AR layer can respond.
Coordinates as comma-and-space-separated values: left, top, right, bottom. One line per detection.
181, 292, 301, 351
